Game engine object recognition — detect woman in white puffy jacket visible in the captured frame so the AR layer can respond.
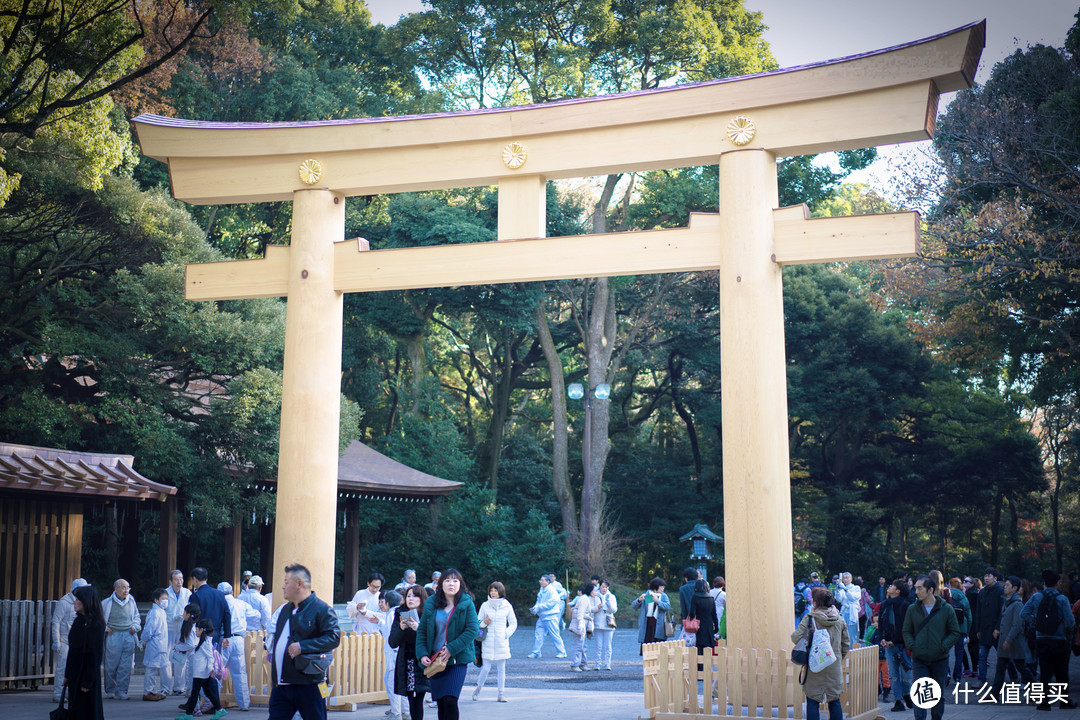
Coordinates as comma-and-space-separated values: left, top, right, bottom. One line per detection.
591, 579, 618, 671
471, 581, 517, 703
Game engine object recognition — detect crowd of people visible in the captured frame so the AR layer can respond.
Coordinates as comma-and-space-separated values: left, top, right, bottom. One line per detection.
793, 567, 1080, 718
46, 560, 1077, 720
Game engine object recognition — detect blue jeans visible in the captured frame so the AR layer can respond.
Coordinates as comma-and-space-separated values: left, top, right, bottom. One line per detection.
911, 657, 948, 720
977, 642, 994, 681
806, 698, 842, 720
885, 644, 911, 701
951, 635, 966, 679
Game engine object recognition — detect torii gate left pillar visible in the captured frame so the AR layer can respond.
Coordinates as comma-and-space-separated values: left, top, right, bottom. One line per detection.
132, 21, 983, 646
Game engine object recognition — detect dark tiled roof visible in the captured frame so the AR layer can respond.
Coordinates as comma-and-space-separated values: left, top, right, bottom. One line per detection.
0, 443, 177, 502
252, 440, 462, 502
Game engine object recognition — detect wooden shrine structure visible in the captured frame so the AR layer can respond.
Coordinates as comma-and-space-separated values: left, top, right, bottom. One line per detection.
133, 22, 983, 656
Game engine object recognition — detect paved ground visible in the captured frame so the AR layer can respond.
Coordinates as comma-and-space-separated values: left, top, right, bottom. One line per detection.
5, 627, 1078, 720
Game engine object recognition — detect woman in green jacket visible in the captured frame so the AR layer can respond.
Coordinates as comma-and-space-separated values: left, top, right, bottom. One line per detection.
417, 568, 479, 720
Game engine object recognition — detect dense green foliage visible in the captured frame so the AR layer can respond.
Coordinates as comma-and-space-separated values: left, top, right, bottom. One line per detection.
0, 0, 1072, 600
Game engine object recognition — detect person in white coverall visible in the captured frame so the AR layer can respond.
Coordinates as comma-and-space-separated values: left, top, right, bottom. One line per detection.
218, 581, 250, 709
51, 578, 89, 701
164, 569, 192, 695
102, 578, 141, 700
140, 588, 171, 700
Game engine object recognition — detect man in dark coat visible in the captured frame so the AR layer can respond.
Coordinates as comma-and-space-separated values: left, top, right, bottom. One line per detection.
190, 566, 232, 650
973, 567, 1003, 683
678, 567, 700, 621
879, 579, 913, 712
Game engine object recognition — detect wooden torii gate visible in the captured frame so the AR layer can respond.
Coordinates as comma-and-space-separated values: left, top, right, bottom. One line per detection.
133, 22, 983, 656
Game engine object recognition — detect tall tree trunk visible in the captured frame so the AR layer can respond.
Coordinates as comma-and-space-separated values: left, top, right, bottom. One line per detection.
405, 334, 426, 415
989, 484, 1002, 567
484, 331, 514, 494
536, 303, 578, 547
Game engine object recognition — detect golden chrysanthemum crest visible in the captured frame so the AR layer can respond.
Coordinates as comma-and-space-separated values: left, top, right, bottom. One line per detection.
502, 142, 528, 170
726, 116, 756, 146
299, 158, 323, 185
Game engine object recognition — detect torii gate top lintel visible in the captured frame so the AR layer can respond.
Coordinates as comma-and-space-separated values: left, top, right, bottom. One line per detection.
132, 20, 984, 206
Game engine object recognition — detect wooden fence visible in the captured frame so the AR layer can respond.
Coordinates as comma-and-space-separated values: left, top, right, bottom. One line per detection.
642, 640, 880, 720
0, 600, 57, 690
220, 630, 388, 711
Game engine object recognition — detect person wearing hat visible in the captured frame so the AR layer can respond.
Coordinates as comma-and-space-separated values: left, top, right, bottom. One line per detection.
51, 578, 90, 701
241, 570, 253, 592
239, 575, 271, 633
1020, 570, 1078, 710
218, 581, 250, 710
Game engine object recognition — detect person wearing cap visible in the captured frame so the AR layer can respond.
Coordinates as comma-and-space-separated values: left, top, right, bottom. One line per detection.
1020, 570, 1078, 710
51, 578, 89, 701
165, 569, 192, 695
241, 571, 253, 592
239, 575, 272, 633
219, 581, 251, 710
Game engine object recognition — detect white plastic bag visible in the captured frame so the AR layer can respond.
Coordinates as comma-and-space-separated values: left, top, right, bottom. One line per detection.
808, 625, 836, 672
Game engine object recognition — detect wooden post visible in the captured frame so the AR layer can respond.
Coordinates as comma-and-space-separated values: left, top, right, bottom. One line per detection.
159, 495, 178, 587
271, 188, 345, 607
718, 148, 794, 655
342, 498, 360, 603
260, 520, 275, 593
223, 523, 242, 592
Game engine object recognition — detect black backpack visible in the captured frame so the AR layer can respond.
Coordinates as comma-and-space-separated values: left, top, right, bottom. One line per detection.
1035, 592, 1062, 635
948, 592, 965, 625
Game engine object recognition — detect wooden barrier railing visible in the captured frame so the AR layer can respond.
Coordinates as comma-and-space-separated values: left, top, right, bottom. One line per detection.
220, 630, 387, 711
0, 600, 57, 690
641, 641, 878, 720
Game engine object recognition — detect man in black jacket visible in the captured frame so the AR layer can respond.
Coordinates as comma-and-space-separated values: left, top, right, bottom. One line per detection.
879, 579, 913, 712
268, 563, 341, 720
973, 567, 1004, 683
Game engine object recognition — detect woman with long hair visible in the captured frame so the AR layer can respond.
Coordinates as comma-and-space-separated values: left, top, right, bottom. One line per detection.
416, 568, 479, 720
66, 585, 105, 720
689, 579, 720, 653
390, 585, 431, 720
791, 587, 850, 720
472, 581, 517, 701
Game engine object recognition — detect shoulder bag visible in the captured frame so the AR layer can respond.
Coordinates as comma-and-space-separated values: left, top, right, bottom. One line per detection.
289, 613, 333, 678
50, 686, 70, 720
423, 604, 456, 678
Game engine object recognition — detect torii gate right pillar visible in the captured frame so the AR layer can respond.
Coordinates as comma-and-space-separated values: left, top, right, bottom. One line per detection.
718, 148, 794, 654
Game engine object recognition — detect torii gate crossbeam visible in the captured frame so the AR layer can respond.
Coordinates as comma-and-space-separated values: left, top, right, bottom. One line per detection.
133, 21, 983, 659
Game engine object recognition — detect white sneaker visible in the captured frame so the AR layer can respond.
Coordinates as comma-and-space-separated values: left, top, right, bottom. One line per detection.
497, 696, 507, 703
570, 665, 582, 672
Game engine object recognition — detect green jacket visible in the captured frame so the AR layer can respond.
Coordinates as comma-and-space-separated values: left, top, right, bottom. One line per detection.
902, 595, 961, 662
416, 593, 479, 666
